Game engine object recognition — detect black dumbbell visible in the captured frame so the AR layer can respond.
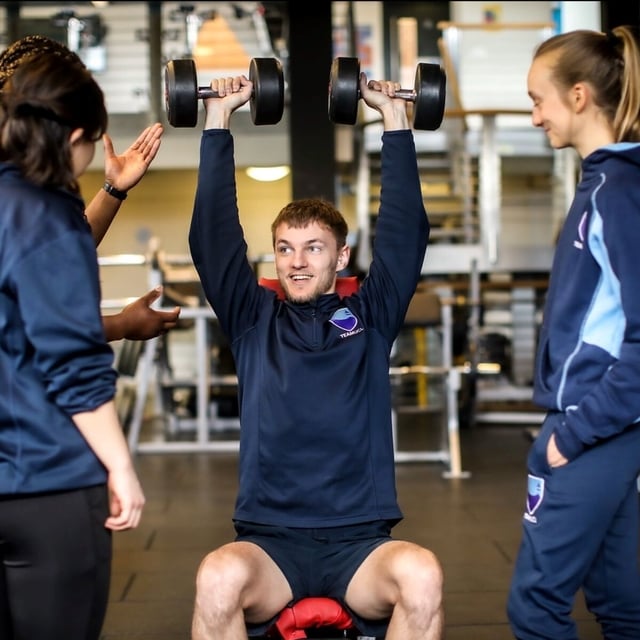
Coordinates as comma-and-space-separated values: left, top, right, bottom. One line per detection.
164, 57, 284, 127
328, 57, 446, 130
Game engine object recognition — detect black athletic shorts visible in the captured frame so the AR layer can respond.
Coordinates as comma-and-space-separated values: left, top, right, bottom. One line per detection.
235, 519, 393, 638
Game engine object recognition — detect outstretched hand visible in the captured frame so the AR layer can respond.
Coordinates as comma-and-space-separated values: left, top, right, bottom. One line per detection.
103, 286, 181, 342
119, 286, 181, 340
102, 122, 164, 192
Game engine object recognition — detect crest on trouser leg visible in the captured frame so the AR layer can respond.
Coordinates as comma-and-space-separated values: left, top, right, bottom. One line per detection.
524, 474, 544, 523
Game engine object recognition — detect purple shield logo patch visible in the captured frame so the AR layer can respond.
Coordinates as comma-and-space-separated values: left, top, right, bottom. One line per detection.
527, 474, 544, 515
329, 308, 358, 332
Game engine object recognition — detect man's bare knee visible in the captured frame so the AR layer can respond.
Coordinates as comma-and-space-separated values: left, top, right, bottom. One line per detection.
391, 546, 444, 639
192, 545, 260, 640
401, 548, 443, 612
195, 546, 252, 613
193, 541, 293, 635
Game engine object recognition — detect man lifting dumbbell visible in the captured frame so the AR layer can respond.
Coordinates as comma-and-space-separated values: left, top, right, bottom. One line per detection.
328, 57, 446, 130
164, 57, 284, 127
188, 67, 444, 640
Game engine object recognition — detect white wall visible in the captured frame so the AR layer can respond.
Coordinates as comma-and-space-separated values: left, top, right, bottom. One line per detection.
441, 2, 601, 131
446, 2, 552, 132
556, 2, 601, 32
451, 1, 553, 23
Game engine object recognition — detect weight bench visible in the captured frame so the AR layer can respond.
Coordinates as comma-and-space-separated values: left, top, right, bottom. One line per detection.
263, 596, 381, 640
266, 597, 359, 640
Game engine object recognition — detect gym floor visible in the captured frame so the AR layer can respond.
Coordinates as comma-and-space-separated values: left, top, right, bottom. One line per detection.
101, 418, 609, 640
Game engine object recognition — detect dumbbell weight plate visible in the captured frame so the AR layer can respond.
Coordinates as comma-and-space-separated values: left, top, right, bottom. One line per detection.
249, 57, 285, 126
412, 63, 446, 131
328, 57, 360, 125
165, 58, 199, 128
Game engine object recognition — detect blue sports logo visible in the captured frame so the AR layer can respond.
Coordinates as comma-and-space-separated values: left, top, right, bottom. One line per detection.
526, 473, 545, 518
329, 308, 358, 332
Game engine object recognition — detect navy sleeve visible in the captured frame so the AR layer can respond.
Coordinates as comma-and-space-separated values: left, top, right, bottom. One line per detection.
360, 130, 430, 342
189, 129, 266, 339
12, 225, 116, 414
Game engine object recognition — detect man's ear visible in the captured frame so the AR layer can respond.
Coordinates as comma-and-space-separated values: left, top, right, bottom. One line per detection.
337, 245, 351, 271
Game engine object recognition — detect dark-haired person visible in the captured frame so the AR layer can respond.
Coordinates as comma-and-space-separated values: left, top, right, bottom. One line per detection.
0, 51, 145, 640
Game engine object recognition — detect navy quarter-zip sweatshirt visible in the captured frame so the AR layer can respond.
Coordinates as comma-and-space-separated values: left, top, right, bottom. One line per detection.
189, 129, 429, 527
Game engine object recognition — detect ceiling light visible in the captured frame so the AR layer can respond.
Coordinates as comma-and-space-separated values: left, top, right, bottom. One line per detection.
245, 165, 290, 182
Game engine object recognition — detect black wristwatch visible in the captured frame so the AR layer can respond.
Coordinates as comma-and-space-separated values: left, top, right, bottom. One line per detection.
103, 181, 128, 201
